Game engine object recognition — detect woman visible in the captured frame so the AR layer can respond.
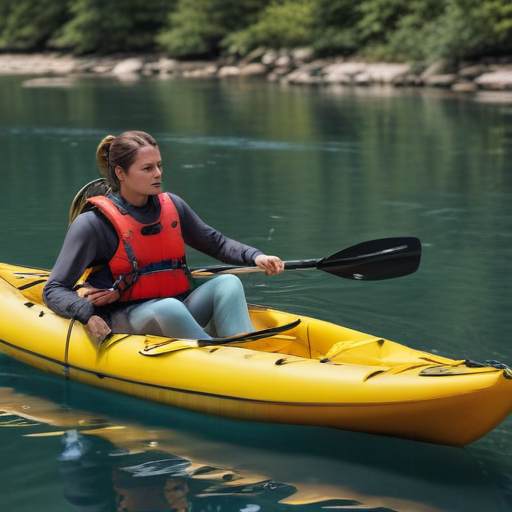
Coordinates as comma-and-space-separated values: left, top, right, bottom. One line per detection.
43, 131, 284, 344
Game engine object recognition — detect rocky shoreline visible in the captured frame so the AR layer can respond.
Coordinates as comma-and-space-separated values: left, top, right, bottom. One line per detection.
1, 51, 512, 92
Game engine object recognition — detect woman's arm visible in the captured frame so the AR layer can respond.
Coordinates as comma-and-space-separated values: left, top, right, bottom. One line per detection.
43, 212, 116, 324
170, 194, 263, 266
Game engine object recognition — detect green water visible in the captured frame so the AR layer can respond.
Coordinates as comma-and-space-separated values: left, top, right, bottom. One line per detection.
1, 74, 512, 511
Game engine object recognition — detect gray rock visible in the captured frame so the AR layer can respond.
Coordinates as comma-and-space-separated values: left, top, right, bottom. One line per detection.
285, 70, 322, 85
112, 58, 144, 75
218, 66, 240, 78
22, 76, 78, 87
365, 63, 411, 83
423, 74, 458, 87
291, 47, 313, 65
475, 70, 512, 90
182, 65, 218, 79
451, 82, 478, 92
146, 58, 179, 74
458, 64, 487, 79
239, 63, 267, 76
261, 51, 279, 66
275, 54, 292, 68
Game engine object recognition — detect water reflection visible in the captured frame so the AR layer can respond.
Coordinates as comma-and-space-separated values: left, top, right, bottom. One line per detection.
1, 364, 510, 512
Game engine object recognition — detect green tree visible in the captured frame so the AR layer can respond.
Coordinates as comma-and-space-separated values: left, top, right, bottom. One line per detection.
0, 0, 69, 51
51, 0, 173, 54
431, 0, 512, 61
312, 0, 361, 56
223, 0, 316, 56
370, 0, 512, 65
157, 0, 267, 58
358, 0, 443, 63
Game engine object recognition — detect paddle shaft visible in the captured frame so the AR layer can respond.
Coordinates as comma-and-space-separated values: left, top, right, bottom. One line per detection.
190, 237, 421, 281
190, 259, 318, 277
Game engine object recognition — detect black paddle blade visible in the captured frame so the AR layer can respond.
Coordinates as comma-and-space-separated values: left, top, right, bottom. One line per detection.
318, 237, 421, 280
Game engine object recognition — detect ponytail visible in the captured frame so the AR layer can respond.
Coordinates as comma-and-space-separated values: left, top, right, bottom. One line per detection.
96, 135, 119, 191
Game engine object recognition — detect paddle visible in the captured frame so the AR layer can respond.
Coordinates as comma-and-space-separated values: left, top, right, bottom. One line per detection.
190, 237, 421, 281
139, 318, 301, 356
68, 180, 421, 281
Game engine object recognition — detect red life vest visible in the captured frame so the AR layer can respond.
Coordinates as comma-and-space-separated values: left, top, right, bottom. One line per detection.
87, 194, 190, 302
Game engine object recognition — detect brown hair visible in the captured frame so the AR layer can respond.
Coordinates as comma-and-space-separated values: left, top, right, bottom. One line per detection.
96, 131, 159, 192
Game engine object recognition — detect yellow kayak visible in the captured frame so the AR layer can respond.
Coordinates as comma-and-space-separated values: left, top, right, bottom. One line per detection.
1, 261, 511, 447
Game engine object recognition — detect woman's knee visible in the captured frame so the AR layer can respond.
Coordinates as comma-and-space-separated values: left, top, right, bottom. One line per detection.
152, 298, 190, 322
141, 298, 208, 338
213, 274, 245, 298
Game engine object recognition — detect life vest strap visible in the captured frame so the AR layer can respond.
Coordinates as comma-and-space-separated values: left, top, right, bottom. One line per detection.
139, 257, 188, 275
111, 257, 188, 295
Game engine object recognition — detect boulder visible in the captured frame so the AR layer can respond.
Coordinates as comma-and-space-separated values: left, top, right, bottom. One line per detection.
284, 70, 322, 85
275, 54, 292, 68
291, 47, 313, 65
218, 66, 240, 78
474, 70, 512, 90
451, 82, 478, 93
22, 76, 78, 88
145, 58, 179, 75
112, 58, 144, 76
365, 63, 411, 84
322, 62, 366, 84
458, 64, 487, 79
239, 63, 267, 76
423, 74, 458, 87
261, 51, 279, 66
182, 65, 218, 79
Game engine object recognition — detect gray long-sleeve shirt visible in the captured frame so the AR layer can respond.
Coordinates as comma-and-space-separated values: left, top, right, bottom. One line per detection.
43, 193, 262, 324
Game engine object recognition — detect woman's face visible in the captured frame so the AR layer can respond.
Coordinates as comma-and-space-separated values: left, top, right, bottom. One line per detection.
116, 145, 163, 205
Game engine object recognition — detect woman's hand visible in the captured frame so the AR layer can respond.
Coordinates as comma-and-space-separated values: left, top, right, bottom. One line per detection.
254, 254, 285, 275
86, 315, 111, 345
77, 284, 120, 307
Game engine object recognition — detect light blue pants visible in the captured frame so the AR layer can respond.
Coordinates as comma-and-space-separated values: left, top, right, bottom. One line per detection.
119, 274, 254, 339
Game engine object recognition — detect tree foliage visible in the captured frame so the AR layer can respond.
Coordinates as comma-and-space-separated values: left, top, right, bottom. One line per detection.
0, 0, 511, 65
222, 0, 316, 56
157, 0, 267, 58
51, 0, 173, 54
0, 0, 69, 51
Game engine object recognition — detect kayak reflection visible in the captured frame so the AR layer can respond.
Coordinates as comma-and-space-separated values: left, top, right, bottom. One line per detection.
57, 431, 364, 512
0, 366, 511, 512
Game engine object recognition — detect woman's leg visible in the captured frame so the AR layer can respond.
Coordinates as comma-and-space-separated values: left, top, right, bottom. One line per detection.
124, 298, 211, 339
185, 274, 254, 337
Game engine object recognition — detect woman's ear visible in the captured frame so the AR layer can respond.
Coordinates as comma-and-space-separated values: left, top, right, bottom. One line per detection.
115, 166, 124, 181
